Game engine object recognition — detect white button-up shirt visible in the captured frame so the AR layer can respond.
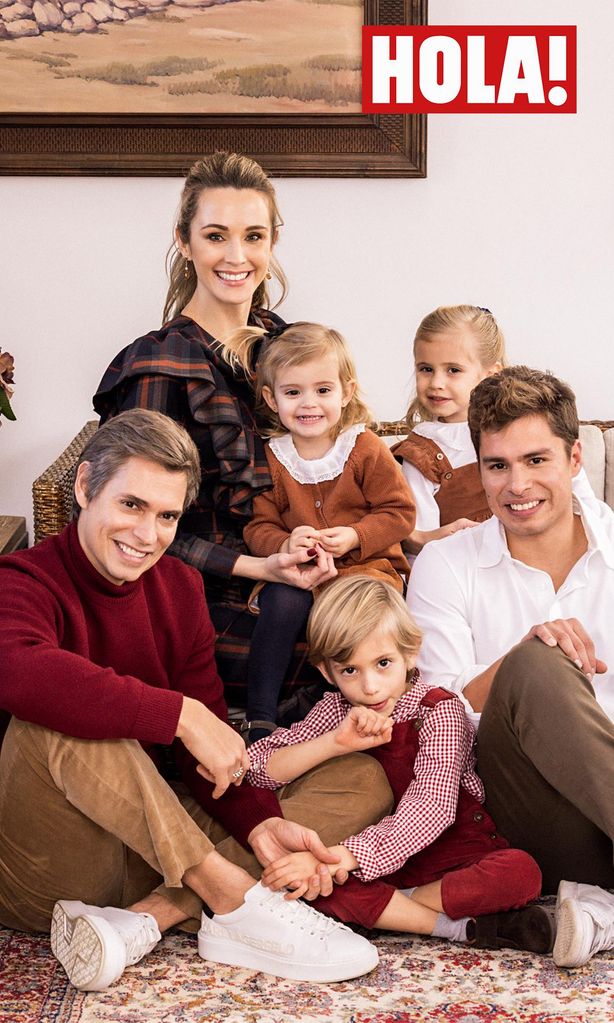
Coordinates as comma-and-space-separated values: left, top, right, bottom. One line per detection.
407, 496, 614, 729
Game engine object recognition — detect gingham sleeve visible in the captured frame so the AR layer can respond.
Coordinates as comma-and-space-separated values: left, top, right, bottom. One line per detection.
343, 695, 483, 882
246, 692, 348, 789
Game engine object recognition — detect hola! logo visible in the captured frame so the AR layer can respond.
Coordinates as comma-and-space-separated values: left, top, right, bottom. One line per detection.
362, 26, 577, 113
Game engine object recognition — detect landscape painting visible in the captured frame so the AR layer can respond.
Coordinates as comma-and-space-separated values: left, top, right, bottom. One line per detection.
0, 0, 362, 114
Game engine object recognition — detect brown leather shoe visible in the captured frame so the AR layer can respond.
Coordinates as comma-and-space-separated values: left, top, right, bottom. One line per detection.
468, 905, 555, 954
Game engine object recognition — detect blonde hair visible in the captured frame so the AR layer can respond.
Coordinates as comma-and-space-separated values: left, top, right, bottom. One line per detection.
225, 321, 373, 440
307, 576, 422, 669
404, 305, 507, 426
163, 151, 288, 325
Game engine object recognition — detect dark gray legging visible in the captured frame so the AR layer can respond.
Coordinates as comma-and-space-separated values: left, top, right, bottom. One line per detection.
247, 582, 314, 724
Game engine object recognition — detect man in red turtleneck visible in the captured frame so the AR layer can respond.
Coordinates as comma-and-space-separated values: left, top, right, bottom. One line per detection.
0, 409, 386, 992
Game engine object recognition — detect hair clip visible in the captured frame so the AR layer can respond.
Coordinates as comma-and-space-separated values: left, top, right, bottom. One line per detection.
477, 306, 492, 314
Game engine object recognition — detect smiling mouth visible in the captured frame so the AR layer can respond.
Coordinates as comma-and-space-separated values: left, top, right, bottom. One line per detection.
215, 270, 250, 282
115, 540, 148, 559
297, 415, 324, 423
507, 500, 542, 512
427, 395, 451, 402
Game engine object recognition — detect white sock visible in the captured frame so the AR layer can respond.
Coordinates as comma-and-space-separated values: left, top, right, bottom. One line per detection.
432, 913, 470, 942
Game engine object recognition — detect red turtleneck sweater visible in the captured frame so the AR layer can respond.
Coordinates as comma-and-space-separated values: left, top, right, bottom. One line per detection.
0, 521, 280, 845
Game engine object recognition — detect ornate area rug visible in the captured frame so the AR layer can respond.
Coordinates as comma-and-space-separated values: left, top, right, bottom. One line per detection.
1, 925, 613, 1023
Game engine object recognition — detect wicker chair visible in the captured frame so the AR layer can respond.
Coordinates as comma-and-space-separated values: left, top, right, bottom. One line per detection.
30, 420, 410, 546
32, 422, 98, 544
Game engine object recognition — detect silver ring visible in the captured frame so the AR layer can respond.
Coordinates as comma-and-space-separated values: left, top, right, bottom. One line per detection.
232, 768, 244, 779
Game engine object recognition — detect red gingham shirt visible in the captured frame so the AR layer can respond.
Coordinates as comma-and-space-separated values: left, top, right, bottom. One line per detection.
247, 679, 484, 882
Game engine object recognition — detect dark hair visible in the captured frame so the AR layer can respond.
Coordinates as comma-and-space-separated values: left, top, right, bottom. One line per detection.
163, 151, 287, 324
468, 365, 579, 456
74, 409, 201, 516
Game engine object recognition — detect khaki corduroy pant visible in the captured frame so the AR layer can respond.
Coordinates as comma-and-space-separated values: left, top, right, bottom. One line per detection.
0, 718, 393, 932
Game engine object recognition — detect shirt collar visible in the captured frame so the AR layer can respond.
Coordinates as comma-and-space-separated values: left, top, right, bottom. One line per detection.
573, 493, 614, 569
476, 514, 509, 568
477, 494, 614, 570
413, 419, 472, 454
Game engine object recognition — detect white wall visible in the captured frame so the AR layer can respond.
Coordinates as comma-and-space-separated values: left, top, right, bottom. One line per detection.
2, 0, 613, 540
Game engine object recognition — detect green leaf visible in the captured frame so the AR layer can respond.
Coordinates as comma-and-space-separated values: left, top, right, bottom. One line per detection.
0, 388, 16, 421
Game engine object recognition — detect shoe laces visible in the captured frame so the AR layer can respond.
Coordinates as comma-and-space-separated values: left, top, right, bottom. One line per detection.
277, 894, 347, 940
123, 915, 160, 966
585, 906, 614, 955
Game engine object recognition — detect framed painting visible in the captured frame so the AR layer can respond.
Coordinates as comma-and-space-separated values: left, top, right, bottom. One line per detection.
0, 0, 427, 176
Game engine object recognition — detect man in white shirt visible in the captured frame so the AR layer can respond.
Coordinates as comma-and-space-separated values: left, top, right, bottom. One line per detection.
407, 366, 614, 970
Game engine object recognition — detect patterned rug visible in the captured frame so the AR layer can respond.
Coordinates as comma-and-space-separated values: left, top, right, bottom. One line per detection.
1, 925, 613, 1023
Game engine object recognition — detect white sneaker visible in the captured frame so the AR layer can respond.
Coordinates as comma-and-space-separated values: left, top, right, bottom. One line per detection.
51, 900, 161, 991
198, 881, 378, 983
555, 879, 598, 913
553, 882, 614, 968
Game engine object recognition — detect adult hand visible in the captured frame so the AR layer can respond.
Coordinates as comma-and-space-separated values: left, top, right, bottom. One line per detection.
176, 696, 250, 798
318, 526, 359, 557
334, 705, 394, 752
521, 617, 608, 681
263, 545, 337, 590
248, 817, 341, 898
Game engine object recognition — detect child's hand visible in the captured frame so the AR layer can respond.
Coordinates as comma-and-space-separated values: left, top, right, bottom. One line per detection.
440, 517, 480, 538
284, 525, 321, 554
334, 705, 394, 751
406, 519, 480, 554
318, 526, 359, 557
261, 851, 333, 900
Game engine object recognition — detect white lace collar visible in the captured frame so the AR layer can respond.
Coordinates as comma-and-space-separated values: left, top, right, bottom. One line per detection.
269, 424, 366, 484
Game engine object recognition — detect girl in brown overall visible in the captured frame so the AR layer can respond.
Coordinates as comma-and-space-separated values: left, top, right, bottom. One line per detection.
392, 305, 506, 557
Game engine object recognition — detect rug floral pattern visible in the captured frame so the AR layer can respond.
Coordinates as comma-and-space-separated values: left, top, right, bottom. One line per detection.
1, 927, 613, 1023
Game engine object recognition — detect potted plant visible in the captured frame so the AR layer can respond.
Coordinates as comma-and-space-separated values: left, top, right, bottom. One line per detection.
0, 348, 15, 426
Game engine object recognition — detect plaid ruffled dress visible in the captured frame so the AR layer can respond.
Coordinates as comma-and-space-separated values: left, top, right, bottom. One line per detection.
93, 312, 319, 705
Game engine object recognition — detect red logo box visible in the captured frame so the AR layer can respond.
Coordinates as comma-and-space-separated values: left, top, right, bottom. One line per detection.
362, 26, 577, 114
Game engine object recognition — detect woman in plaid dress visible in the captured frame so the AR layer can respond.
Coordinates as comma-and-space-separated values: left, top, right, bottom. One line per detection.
94, 152, 334, 708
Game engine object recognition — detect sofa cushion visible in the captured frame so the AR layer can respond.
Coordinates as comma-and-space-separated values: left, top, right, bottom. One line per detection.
603, 428, 614, 508
579, 424, 605, 501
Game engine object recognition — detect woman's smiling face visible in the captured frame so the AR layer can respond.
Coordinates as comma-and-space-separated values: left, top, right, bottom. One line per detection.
179, 187, 275, 320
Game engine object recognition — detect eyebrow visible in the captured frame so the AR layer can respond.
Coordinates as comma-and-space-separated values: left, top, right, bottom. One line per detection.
416, 360, 465, 367
201, 222, 269, 231
280, 379, 337, 387
481, 448, 555, 464
119, 493, 183, 517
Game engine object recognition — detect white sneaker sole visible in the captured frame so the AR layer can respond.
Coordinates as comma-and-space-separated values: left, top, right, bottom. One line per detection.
553, 899, 590, 969
555, 880, 578, 916
198, 930, 379, 983
51, 902, 126, 991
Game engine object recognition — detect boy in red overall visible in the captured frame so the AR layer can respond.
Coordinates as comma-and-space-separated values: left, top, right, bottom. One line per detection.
247, 576, 555, 951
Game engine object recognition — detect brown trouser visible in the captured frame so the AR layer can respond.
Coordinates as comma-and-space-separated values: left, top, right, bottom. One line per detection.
478, 640, 614, 894
0, 719, 393, 932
